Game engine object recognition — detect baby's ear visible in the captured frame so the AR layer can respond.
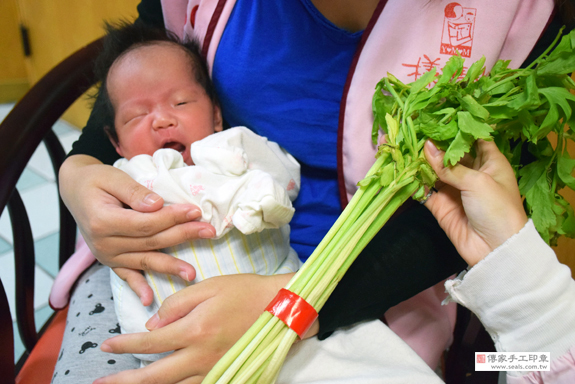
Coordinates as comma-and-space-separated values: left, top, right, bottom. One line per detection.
104, 126, 123, 157
213, 104, 223, 132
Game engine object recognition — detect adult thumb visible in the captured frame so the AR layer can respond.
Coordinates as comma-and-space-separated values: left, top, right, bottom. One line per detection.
105, 168, 164, 212
423, 140, 446, 174
423, 140, 473, 191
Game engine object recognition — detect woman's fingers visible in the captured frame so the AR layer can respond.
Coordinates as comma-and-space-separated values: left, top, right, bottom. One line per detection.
99, 274, 296, 383
112, 267, 154, 306
111, 252, 198, 306
474, 139, 520, 191
423, 139, 481, 192
99, 164, 165, 212
106, 250, 197, 279
93, 349, 205, 384
176, 377, 204, 384
423, 139, 528, 265
99, 203, 204, 238
99, 219, 215, 255
102, 321, 188, 355
145, 283, 216, 330
59, 156, 215, 264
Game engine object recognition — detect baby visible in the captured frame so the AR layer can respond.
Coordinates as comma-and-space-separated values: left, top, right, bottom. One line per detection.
97, 22, 302, 365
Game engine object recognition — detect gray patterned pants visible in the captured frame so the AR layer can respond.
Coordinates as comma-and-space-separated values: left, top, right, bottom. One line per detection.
51, 263, 139, 383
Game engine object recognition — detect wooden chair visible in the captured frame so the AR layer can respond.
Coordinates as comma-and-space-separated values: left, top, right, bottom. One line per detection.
0, 38, 102, 384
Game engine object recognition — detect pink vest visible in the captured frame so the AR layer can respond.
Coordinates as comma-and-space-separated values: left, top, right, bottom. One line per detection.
161, 0, 555, 370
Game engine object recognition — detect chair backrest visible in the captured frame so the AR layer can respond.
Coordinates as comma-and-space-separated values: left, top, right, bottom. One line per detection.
0, 38, 102, 383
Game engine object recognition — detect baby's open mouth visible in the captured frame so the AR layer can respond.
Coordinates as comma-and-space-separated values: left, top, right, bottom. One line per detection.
163, 142, 186, 153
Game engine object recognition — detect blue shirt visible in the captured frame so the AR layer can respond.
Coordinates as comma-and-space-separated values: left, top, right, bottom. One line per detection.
212, 0, 362, 260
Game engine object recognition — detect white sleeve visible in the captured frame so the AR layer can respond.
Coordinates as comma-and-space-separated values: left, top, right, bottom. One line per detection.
191, 127, 301, 201
444, 220, 575, 377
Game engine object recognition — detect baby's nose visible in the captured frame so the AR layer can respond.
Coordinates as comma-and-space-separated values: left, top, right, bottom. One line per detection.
152, 111, 176, 130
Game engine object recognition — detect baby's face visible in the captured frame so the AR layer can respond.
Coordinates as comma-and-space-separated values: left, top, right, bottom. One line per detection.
107, 43, 222, 165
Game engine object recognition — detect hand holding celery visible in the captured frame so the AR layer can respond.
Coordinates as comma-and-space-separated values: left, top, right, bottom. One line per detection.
423, 139, 529, 266
204, 29, 575, 383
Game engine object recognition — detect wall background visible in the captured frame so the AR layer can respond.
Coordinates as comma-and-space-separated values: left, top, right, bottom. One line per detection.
1, 0, 140, 126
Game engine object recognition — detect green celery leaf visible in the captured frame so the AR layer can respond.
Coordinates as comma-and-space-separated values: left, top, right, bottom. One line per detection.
388, 73, 408, 89
537, 47, 575, 76
413, 185, 426, 200
518, 160, 547, 196
508, 73, 540, 110
408, 90, 435, 115
487, 81, 515, 96
538, 56, 575, 76
536, 104, 560, 140
458, 94, 490, 120
517, 109, 539, 140
525, 173, 557, 240
483, 96, 519, 107
372, 83, 396, 143
493, 134, 513, 164
379, 163, 395, 187
437, 56, 464, 86
418, 112, 458, 141
432, 139, 450, 152
557, 197, 575, 237
563, 74, 575, 90
539, 87, 575, 121
409, 68, 437, 94
457, 111, 494, 140
444, 130, 474, 166
463, 56, 486, 85
532, 139, 555, 158
510, 140, 523, 170
489, 59, 511, 77
483, 105, 517, 120
372, 119, 381, 145
495, 119, 523, 142
535, 30, 575, 75
385, 113, 399, 144
419, 163, 437, 186
433, 107, 457, 117
557, 150, 575, 190
357, 174, 378, 187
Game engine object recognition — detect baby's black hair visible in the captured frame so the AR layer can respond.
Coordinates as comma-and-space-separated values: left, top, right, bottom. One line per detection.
94, 20, 217, 144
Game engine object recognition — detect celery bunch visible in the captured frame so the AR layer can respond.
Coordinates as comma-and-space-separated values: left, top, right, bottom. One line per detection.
203, 29, 575, 384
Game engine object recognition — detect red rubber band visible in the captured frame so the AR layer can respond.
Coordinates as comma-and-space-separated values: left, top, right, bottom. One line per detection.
265, 288, 318, 339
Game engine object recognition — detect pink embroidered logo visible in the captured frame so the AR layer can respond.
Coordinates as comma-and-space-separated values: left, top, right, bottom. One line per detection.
189, 184, 205, 196
440, 3, 477, 58
287, 179, 296, 191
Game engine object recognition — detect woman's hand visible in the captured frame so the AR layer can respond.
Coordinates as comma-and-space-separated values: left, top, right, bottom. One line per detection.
93, 273, 315, 384
59, 155, 216, 304
423, 139, 528, 267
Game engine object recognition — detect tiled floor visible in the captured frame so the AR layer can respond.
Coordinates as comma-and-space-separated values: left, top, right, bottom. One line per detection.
0, 103, 81, 363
